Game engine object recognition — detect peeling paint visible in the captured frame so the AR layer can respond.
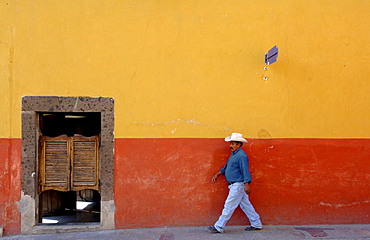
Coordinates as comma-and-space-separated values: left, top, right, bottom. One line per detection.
258, 129, 272, 139
20, 191, 35, 234
135, 119, 234, 132
319, 200, 370, 209
138, 119, 203, 126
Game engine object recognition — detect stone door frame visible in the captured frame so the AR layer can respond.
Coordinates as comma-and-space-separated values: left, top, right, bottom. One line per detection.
21, 96, 115, 234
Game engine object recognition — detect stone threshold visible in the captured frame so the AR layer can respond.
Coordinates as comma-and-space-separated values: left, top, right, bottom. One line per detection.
31, 223, 103, 235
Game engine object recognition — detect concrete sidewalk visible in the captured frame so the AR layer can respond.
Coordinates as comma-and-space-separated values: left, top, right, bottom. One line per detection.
1, 225, 370, 239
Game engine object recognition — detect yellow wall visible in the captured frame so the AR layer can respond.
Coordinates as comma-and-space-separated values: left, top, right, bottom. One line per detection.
1, 0, 369, 138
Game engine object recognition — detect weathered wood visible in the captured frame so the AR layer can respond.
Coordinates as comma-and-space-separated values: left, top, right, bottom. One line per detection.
39, 135, 100, 193
72, 136, 99, 191
39, 136, 70, 192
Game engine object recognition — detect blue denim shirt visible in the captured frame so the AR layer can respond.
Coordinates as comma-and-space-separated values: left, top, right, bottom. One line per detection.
220, 148, 251, 184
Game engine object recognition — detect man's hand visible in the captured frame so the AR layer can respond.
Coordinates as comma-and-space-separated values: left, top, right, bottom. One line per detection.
244, 183, 251, 194
212, 171, 221, 182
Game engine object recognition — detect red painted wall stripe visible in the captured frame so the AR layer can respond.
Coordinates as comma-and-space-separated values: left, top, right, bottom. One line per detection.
0, 139, 21, 235
114, 138, 370, 228
1, 138, 369, 235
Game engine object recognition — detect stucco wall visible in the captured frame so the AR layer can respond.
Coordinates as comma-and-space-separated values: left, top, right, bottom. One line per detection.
1, 0, 369, 235
114, 138, 370, 228
1, 0, 369, 139
0, 139, 21, 235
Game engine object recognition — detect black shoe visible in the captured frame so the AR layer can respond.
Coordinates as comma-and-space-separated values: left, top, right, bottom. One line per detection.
207, 226, 223, 233
245, 226, 262, 231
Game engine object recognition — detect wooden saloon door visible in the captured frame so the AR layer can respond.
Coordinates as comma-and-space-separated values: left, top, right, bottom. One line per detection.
39, 135, 100, 193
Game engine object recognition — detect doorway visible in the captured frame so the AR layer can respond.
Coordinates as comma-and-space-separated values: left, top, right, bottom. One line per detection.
38, 112, 101, 224
21, 96, 115, 234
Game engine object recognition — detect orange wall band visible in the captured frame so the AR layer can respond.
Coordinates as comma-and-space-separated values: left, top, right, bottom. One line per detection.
114, 138, 370, 228
0, 139, 21, 235
1, 138, 369, 234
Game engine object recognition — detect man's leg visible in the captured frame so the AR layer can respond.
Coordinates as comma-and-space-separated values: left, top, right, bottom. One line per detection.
214, 183, 244, 232
239, 192, 262, 228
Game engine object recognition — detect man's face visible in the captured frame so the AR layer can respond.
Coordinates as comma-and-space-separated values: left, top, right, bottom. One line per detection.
229, 141, 241, 152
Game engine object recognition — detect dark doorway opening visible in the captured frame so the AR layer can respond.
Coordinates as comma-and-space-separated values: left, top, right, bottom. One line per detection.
39, 112, 101, 137
38, 112, 101, 224
40, 190, 100, 224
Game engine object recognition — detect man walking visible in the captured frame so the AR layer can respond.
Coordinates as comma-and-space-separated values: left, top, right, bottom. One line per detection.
208, 133, 262, 233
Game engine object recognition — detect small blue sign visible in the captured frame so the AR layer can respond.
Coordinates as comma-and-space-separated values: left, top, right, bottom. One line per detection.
265, 46, 278, 65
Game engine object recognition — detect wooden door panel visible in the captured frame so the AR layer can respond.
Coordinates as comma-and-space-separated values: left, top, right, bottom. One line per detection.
40, 136, 70, 192
39, 135, 100, 193
72, 136, 99, 191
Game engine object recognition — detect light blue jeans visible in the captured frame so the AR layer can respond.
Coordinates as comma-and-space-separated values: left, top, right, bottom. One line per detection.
214, 182, 262, 232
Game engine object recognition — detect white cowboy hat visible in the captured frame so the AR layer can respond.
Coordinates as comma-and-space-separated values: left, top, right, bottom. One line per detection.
224, 132, 248, 143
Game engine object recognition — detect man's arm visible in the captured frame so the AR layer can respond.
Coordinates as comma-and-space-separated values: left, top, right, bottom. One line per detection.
244, 183, 251, 194
212, 171, 222, 182
239, 155, 251, 184
238, 153, 252, 194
